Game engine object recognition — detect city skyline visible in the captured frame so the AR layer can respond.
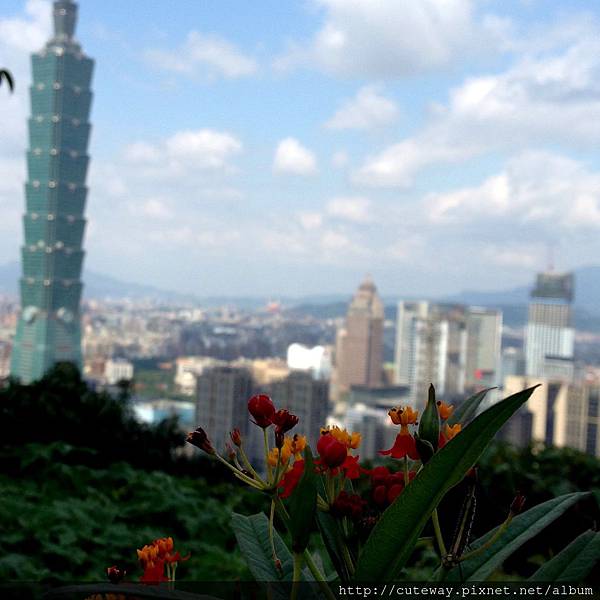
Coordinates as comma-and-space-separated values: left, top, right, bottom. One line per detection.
2, 1, 600, 297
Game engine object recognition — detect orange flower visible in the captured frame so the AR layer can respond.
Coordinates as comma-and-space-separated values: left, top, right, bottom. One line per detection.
388, 406, 419, 428
444, 423, 461, 440
437, 401, 454, 420
321, 426, 361, 450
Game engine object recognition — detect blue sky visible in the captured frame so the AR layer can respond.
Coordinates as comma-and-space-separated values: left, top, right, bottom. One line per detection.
2, 0, 600, 297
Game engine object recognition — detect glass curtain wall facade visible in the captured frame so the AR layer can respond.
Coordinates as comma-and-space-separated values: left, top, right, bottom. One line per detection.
11, 0, 93, 383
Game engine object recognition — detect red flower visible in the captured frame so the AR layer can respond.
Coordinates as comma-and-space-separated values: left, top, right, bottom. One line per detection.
279, 460, 305, 499
317, 433, 347, 469
230, 428, 242, 447
331, 491, 366, 520
379, 432, 419, 460
387, 483, 404, 504
106, 565, 126, 584
370, 466, 390, 487
186, 427, 215, 454
341, 454, 362, 479
272, 409, 299, 447
372, 485, 388, 507
272, 409, 299, 434
248, 394, 276, 428
140, 561, 167, 584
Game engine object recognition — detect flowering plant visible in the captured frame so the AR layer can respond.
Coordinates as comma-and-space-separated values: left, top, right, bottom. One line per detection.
187, 385, 599, 596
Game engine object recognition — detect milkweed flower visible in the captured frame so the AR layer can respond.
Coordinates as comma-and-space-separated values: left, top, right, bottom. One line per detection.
248, 394, 276, 428
437, 400, 454, 420
380, 406, 420, 460
186, 427, 215, 455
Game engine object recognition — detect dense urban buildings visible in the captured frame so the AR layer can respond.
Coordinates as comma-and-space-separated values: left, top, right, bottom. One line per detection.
525, 271, 575, 380
394, 301, 502, 408
11, 0, 94, 383
333, 277, 384, 399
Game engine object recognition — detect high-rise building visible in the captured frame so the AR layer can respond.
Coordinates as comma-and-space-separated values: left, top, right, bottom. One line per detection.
394, 302, 502, 408
333, 277, 384, 398
11, 0, 94, 383
524, 272, 575, 380
465, 307, 503, 391
266, 370, 329, 449
195, 365, 255, 456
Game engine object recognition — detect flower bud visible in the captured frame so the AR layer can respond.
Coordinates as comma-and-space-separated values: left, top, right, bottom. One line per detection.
248, 394, 276, 428
510, 492, 526, 516
230, 428, 242, 447
186, 427, 215, 454
415, 433, 435, 464
418, 384, 440, 452
106, 565, 126, 584
272, 409, 299, 435
317, 433, 347, 469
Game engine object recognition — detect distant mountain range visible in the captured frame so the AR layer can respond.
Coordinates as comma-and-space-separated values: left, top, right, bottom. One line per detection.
1, 261, 599, 320
0, 261, 196, 303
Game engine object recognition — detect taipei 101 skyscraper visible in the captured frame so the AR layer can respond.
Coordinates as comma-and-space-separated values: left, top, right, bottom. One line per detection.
11, 0, 93, 383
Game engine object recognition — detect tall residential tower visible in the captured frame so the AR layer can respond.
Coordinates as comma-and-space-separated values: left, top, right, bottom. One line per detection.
333, 277, 384, 399
524, 272, 575, 380
11, 0, 93, 383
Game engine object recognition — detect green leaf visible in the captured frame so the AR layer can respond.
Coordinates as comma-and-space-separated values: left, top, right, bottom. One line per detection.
316, 510, 349, 580
529, 529, 600, 582
231, 512, 294, 581
288, 447, 317, 553
354, 385, 538, 581
442, 491, 591, 581
448, 387, 495, 427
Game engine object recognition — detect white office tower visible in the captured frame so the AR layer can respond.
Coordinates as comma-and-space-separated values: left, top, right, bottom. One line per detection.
465, 308, 503, 391
525, 272, 575, 380
395, 302, 502, 408
286, 343, 332, 380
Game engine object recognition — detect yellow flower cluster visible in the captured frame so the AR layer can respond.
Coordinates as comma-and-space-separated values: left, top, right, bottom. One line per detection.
320, 426, 361, 450
267, 434, 307, 467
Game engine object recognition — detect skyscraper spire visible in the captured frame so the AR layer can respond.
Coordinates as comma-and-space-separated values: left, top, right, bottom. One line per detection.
10, 0, 94, 383
52, 1, 78, 43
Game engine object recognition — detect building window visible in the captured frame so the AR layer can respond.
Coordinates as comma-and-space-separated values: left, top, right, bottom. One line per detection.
586, 423, 597, 456
51, 115, 60, 123
53, 82, 61, 90
588, 390, 599, 418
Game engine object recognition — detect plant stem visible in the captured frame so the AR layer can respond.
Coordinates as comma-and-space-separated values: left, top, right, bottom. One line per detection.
264, 428, 272, 482
432, 508, 448, 557
269, 499, 281, 572
214, 454, 263, 489
459, 516, 512, 562
291, 553, 303, 600
273, 498, 335, 600
302, 549, 337, 600
341, 540, 355, 576
238, 444, 266, 485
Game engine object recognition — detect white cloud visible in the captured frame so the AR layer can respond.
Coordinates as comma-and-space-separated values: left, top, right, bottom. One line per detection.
354, 30, 600, 187
145, 31, 258, 80
331, 150, 349, 168
275, 0, 499, 78
139, 198, 173, 220
424, 151, 600, 230
298, 212, 323, 230
326, 197, 372, 222
326, 85, 399, 130
123, 129, 242, 175
273, 138, 317, 175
